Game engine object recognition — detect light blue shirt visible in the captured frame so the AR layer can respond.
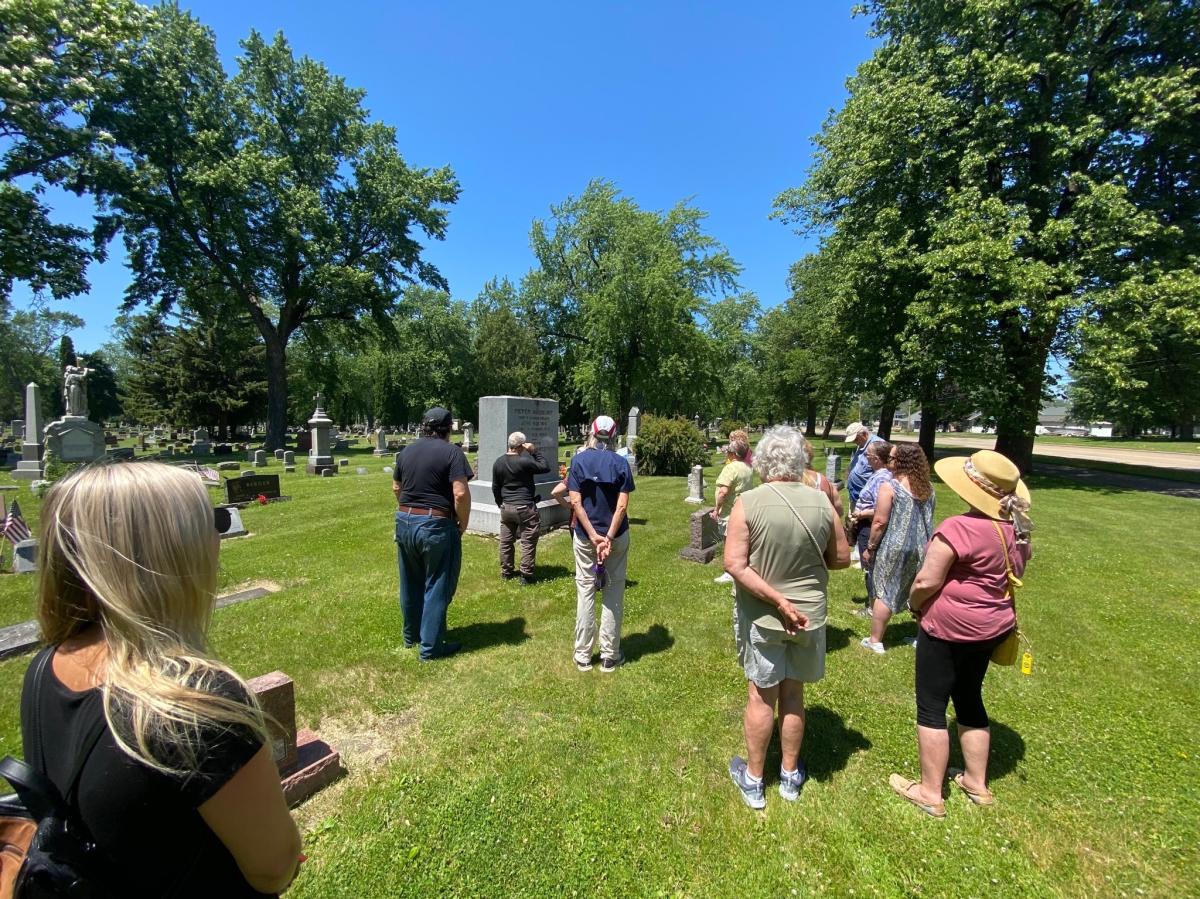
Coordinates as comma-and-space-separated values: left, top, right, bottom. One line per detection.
847, 435, 883, 508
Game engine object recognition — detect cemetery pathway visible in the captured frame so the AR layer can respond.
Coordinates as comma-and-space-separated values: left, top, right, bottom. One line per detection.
934, 435, 1200, 471
1032, 462, 1200, 500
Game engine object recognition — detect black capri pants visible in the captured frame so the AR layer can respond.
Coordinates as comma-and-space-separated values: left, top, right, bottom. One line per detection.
915, 627, 1012, 729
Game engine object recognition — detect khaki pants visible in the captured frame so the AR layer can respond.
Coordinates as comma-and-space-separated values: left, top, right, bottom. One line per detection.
499, 503, 540, 577
573, 530, 630, 664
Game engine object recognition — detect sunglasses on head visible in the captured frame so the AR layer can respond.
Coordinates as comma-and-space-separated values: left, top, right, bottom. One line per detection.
214, 506, 233, 535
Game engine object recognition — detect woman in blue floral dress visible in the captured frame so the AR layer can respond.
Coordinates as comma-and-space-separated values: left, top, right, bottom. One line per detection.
860, 444, 935, 653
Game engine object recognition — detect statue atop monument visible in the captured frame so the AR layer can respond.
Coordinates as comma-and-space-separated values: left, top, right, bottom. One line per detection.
63, 359, 92, 418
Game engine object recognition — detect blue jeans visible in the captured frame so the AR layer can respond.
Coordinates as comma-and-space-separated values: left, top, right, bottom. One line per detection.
395, 511, 462, 658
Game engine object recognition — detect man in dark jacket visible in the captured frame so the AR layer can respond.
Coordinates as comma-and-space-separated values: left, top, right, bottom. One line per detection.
491, 431, 550, 584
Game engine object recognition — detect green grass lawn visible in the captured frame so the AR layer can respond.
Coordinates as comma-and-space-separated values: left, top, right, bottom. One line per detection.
1, 448, 1197, 896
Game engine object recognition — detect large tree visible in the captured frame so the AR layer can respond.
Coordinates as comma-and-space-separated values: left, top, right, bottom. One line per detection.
0, 302, 83, 420
527, 180, 739, 424
95, 10, 459, 448
779, 0, 1199, 471
0, 0, 146, 303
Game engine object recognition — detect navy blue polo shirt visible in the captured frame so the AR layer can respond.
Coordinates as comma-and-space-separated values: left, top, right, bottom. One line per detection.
567, 448, 635, 539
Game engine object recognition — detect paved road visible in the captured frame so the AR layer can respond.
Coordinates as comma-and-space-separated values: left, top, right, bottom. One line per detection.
932, 435, 1200, 471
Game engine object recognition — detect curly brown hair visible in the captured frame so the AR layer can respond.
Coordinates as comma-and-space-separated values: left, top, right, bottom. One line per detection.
890, 443, 932, 500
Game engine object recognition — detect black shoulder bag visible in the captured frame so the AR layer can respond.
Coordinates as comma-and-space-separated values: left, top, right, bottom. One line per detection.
0, 649, 115, 899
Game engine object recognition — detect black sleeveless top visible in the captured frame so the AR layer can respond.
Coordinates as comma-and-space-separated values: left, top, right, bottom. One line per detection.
19, 647, 271, 898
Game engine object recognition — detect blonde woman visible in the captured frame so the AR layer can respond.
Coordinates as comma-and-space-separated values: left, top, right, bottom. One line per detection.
21, 463, 301, 895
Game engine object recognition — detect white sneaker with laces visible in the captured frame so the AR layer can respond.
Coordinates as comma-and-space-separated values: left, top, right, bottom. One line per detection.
860, 637, 885, 655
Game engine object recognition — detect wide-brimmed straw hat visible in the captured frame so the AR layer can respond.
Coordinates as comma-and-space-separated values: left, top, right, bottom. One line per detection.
934, 450, 1031, 521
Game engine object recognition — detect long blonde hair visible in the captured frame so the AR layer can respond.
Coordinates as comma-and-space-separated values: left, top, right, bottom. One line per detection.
38, 462, 268, 774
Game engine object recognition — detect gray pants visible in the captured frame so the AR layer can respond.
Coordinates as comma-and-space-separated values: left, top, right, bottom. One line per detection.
573, 530, 630, 664
499, 503, 540, 577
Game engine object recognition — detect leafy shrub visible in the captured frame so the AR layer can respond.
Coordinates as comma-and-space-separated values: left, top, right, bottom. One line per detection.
632, 415, 708, 476
717, 419, 746, 437
41, 449, 84, 485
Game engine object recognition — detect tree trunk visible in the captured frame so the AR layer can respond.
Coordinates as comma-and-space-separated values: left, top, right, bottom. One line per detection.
263, 334, 289, 451
821, 397, 841, 440
918, 403, 938, 461
877, 392, 896, 442
805, 399, 818, 437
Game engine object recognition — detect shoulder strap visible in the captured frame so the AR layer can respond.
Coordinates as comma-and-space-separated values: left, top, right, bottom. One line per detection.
29, 646, 55, 771
991, 520, 1023, 598
764, 484, 828, 571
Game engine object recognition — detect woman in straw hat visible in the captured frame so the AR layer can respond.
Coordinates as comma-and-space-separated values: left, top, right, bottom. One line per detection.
889, 450, 1032, 818
21, 463, 302, 894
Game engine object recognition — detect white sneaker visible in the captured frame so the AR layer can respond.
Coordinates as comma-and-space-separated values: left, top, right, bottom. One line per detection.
860, 637, 885, 655
713, 572, 734, 584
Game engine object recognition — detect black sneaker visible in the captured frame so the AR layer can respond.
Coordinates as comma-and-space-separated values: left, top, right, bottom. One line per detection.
600, 653, 624, 673
501, 572, 516, 581
519, 574, 535, 586
420, 641, 462, 662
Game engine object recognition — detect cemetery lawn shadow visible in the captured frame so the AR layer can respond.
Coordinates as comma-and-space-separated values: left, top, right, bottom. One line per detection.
448, 616, 529, 653
0, 459, 1197, 897
530, 563, 572, 582
621, 623, 673, 663
762, 704, 871, 782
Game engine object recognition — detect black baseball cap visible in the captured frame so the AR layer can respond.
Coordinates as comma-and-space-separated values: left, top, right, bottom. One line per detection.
422, 406, 453, 428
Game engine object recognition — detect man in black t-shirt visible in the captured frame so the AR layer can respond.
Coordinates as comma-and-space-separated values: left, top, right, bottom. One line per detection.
392, 407, 473, 661
491, 430, 550, 584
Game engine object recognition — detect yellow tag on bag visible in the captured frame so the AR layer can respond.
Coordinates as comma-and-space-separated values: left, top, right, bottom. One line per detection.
1021, 651, 1033, 676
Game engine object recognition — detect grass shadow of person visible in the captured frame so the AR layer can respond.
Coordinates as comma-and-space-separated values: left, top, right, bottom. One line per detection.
950, 718, 1026, 783
763, 704, 871, 782
623, 624, 674, 663
449, 616, 529, 654
531, 563, 573, 582
825, 625, 854, 652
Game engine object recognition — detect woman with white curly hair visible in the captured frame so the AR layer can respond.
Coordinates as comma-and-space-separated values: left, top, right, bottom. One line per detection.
722, 426, 851, 809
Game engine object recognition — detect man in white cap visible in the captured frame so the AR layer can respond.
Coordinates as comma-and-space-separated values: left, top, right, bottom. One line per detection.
844, 421, 883, 512
567, 415, 635, 672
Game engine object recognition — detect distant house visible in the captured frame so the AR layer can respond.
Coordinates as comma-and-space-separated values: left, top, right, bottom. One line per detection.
1038, 403, 1088, 437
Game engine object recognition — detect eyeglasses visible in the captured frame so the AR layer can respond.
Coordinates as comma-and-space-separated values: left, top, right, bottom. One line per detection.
214, 506, 233, 534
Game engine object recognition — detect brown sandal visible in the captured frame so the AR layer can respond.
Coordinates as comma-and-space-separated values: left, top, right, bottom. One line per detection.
950, 770, 995, 806
888, 773, 946, 818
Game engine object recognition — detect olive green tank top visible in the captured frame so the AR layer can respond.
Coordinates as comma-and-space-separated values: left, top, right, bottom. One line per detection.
735, 481, 832, 631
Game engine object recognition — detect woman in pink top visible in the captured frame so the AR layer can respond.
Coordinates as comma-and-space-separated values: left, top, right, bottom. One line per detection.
889, 450, 1032, 818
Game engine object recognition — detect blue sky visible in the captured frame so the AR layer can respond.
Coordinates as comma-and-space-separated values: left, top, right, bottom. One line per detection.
14, 1, 877, 350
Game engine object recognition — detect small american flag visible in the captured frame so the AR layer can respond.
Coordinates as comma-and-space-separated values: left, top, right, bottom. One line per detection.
2, 499, 31, 544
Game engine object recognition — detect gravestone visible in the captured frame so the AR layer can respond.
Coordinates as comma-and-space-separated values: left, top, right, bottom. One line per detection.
241, 469, 256, 477
283, 451, 294, 465
297, 431, 312, 453
306, 393, 336, 476
247, 671, 345, 807
274, 448, 285, 460
338, 458, 348, 468
217, 506, 246, 539
107, 447, 135, 461
462, 425, 474, 450
679, 508, 719, 563
627, 407, 641, 443
467, 396, 569, 535
10, 421, 22, 441
321, 468, 333, 478
372, 429, 387, 455
13, 383, 45, 481
44, 365, 105, 463
225, 473, 281, 504
192, 427, 211, 455
217, 461, 240, 471
13, 539, 38, 574
253, 450, 268, 467
685, 465, 705, 503
393, 450, 404, 469
825, 451, 842, 486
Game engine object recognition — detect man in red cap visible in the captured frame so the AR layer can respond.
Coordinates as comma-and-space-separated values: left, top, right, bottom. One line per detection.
567, 415, 636, 672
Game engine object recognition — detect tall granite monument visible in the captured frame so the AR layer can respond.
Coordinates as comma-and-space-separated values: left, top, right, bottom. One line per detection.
12, 383, 45, 481
467, 396, 569, 534
305, 392, 336, 476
